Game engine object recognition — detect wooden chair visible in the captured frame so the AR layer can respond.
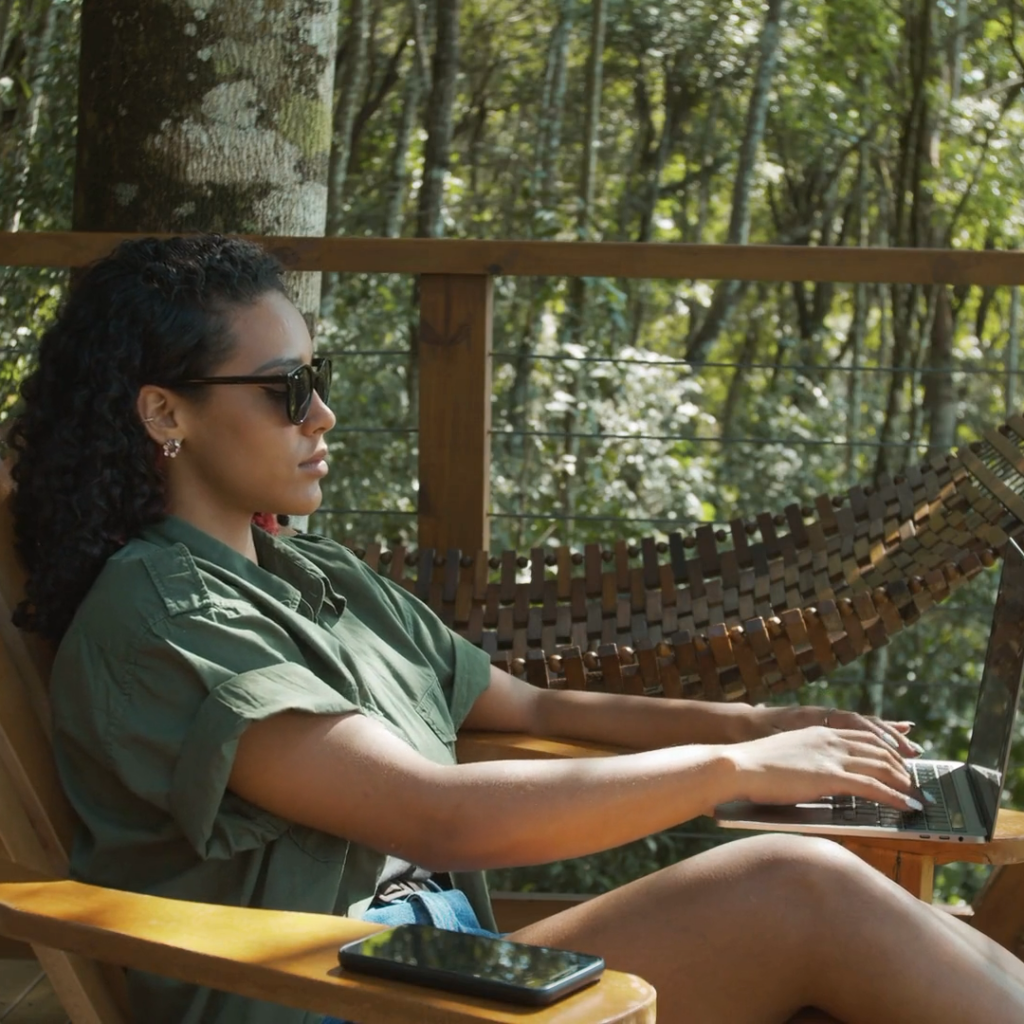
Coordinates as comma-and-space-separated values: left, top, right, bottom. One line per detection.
0, 463, 656, 1024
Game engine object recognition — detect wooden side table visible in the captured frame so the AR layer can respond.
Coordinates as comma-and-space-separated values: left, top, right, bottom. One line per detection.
835, 809, 1024, 902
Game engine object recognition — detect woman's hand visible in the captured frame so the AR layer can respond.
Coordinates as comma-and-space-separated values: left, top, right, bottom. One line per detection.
725, 726, 925, 811
750, 704, 923, 758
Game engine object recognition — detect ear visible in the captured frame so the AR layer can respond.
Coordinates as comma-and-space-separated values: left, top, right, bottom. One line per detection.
136, 386, 183, 445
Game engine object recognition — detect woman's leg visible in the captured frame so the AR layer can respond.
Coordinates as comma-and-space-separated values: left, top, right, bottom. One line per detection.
507, 834, 1024, 1024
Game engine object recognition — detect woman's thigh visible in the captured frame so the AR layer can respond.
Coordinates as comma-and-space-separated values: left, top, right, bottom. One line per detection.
504, 833, 876, 1024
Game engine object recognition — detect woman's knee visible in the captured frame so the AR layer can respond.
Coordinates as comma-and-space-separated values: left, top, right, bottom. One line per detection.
714, 832, 881, 902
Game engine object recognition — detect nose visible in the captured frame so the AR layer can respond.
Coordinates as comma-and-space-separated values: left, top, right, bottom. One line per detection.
303, 390, 336, 434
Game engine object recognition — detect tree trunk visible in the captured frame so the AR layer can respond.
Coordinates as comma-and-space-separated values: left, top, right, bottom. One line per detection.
685, 0, 785, 364
532, 4, 571, 211
1008, 286, 1021, 415
415, 0, 459, 239
559, 0, 606, 522
382, 46, 422, 237
325, 0, 370, 237
846, 137, 870, 474
924, 286, 957, 454
0, 0, 16, 70
561, 0, 606, 347
320, 0, 370, 309
859, 647, 890, 718
504, 5, 572, 450
74, 0, 339, 320
6, 0, 58, 231
405, 0, 459, 411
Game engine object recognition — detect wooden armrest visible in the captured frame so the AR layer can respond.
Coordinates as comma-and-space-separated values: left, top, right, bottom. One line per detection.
0, 870, 655, 1023
456, 731, 628, 762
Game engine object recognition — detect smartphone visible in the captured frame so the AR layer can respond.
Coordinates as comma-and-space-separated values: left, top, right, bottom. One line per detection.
338, 924, 605, 1006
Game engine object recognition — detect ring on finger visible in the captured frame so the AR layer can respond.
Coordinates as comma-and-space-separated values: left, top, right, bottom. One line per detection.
823, 707, 839, 728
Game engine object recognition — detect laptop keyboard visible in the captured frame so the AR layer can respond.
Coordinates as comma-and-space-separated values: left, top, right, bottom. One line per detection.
827, 762, 968, 833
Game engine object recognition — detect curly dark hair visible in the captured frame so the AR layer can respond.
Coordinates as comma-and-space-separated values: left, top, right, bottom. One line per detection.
8, 235, 287, 642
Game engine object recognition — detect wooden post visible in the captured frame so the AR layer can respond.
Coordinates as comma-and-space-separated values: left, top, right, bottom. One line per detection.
417, 274, 492, 552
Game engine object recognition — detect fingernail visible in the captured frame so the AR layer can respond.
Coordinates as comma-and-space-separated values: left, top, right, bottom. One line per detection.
921, 791, 937, 805
908, 741, 924, 755
904, 796, 924, 812
883, 733, 899, 750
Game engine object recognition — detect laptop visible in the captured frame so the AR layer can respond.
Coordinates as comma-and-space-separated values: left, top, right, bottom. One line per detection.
714, 537, 1024, 846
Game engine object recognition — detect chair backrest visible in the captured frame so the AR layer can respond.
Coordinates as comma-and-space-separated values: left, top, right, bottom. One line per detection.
0, 460, 130, 1024
0, 460, 76, 876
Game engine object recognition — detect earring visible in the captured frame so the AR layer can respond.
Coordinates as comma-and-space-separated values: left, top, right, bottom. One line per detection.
142, 416, 158, 424
162, 438, 183, 459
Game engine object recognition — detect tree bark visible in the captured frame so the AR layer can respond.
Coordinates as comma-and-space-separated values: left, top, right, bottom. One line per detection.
559, 0, 606, 521
6, 0, 58, 231
503, 5, 572, 452
415, 0, 459, 240
1008, 286, 1021, 415
533, 4, 571, 211
562, 0, 607, 347
325, 0, 370, 237
923, 286, 957, 454
846, 137, 870, 474
685, 0, 785, 364
320, 0, 370, 309
74, 0, 339, 320
382, 43, 422, 237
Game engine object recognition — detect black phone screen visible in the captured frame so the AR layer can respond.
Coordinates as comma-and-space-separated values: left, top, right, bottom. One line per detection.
339, 924, 605, 1005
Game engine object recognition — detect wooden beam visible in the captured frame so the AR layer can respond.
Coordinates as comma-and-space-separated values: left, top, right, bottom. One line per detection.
2, 231, 1023, 285
417, 274, 492, 552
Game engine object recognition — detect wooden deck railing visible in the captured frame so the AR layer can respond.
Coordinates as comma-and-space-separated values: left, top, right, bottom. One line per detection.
3, 230, 1023, 554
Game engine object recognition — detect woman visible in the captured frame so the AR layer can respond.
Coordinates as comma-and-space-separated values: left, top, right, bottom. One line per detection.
8, 235, 1024, 1024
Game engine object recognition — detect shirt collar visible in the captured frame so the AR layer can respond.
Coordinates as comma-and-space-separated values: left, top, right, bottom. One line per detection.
139, 516, 340, 618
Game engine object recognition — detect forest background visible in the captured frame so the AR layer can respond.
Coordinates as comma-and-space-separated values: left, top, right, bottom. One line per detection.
2, 0, 1024, 904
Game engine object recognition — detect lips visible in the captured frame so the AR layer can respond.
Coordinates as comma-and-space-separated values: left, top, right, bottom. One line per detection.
300, 447, 329, 468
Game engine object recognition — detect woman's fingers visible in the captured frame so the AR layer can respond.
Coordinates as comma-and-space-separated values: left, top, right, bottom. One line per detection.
832, 729, 909, 774
827, 709, 922, 757
868, 715, 924, 756
842, 755, 914, 795
830, 732, 926, 802
838, 772, 926, 812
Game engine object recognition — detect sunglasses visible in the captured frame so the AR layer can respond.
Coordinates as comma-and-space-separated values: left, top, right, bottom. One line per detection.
177, 357, 333, 425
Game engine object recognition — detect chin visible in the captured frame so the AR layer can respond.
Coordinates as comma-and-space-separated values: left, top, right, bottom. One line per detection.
278, 489, 324, 518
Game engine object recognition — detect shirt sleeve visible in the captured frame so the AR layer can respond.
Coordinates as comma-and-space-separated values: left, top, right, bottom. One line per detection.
352, 560, 493, 730
106, 610, 359, 861
296, 536, 493, 730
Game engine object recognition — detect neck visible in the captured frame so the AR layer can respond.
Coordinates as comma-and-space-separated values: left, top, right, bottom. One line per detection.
164, 496, 259, 563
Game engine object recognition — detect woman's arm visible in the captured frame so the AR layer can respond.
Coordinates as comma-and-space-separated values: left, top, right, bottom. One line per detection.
462, 664, 920, 755
229, 709, 919, 873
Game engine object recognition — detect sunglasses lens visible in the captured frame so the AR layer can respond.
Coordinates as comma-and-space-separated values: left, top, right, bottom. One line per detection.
314, 359, 332, 405
288, 360, 332, 424
289, 366, 313, 424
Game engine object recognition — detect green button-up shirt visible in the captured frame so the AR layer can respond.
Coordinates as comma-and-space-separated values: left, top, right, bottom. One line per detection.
51, 517, 494, 1024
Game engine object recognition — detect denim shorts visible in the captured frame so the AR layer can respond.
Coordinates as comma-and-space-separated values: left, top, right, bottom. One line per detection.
323, 884, 496, 1024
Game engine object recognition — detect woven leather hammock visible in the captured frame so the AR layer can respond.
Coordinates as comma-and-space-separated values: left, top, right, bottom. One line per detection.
347, 415, 1024, 702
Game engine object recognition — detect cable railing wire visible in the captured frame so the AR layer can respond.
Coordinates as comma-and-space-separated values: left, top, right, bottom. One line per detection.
325, 425, 939, 448
499, 429, 933, 448
322, 347, 1024, 379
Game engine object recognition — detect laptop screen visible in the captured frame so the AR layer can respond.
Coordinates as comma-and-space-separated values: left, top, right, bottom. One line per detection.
967, 537, 1024, 832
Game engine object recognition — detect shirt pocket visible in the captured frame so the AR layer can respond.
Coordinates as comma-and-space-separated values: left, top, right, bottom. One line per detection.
413, 681, 457, 747
287, 823, 350, 864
